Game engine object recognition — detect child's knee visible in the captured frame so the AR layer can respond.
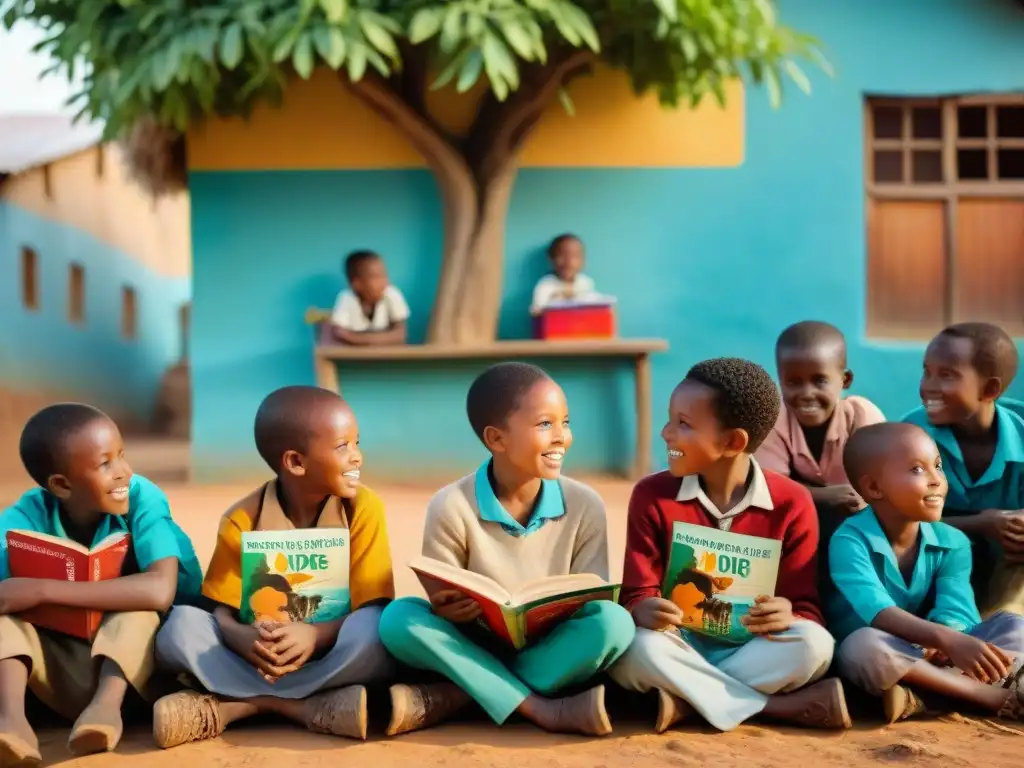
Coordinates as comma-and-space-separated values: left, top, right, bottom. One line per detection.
378, 597, 432, 654
790, 620, 836, 669
609, 628, 673, 685
336, 605, 394, 678
155, 606, 215, 659
836, 627, 894, 693
585, 601, 636, 656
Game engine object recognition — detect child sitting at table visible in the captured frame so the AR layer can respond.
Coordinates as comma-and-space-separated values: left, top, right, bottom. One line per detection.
329, 250, 409, 345
530, 234, 599, 315
830, 422, 1024, 723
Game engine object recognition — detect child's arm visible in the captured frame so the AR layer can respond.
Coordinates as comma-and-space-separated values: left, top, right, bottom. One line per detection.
30, 558, 178, 613
568, 489, 610, 579
421, 494, 468, 569
620, 481, 668, 610
926, 530, 984, 631
335, 321, 407, 346
775, 486, 824, 623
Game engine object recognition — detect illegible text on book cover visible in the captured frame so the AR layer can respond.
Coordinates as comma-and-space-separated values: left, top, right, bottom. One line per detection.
661, 521, 781, 644
239, 529, 350, 625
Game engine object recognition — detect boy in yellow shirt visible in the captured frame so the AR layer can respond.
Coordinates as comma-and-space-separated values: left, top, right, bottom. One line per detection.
152, 386, 396, 748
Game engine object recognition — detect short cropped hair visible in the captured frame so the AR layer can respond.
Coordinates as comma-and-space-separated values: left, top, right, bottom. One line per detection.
843, 422, 929, 496
776, 321, 848, 367
684, 357, 781, 452
547, 233, 581, 258
19, 403, 109, 487
344, 250, 381, 281
466, 362, 552, 443
936, 322, 1019, 392
254, 386, 348, 471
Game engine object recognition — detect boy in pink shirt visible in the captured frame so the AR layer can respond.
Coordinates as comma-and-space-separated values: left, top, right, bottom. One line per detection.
756, 322, 885, 564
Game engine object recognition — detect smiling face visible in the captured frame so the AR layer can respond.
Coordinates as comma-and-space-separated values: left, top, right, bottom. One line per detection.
920, 334, 996, 426
859, 429, 947, 523
661, 380, 747, 478
284, 401, 363, 498
49, 416, 132, 520
777, 346, 851, 429
485, 378, 572, 481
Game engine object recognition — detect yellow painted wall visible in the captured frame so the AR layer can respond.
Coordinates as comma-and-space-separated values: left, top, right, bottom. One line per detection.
2, 145, 191, 278
189, 67, 744, 172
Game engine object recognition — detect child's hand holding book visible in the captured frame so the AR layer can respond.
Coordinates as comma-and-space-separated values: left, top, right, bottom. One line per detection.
741, 595, 795, 638
631, 597, 685, 631
430, 589, 482, 624
259, 622, 319, 674
935, 628, 1014, 684
0, 577, 44, 615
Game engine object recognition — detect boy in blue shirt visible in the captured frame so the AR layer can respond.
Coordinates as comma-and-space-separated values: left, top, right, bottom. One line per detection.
902, 322, 1024, 616
829, 422, 1024, 724
0, 404, 202, 765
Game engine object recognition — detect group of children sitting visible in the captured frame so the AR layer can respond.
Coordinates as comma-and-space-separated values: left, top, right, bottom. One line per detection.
0, 318, 1022, 766
327, 234, 599, 345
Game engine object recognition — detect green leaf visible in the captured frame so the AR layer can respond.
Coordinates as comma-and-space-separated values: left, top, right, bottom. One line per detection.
652, 0, 677, 22
409, 7, 444, 44
313, 25, 346, 68
346, 42, 367, 81
500, 21, 535, 60
764, 66, 782, 109
319, 0, 346, 23
273, 30, 299, 63
439, 7, 463, 53
220, 23, 244, 69
559, 3, 600, 51
482, 31, 518, 89
360, 15, 398, 60
783, 60, 811, 95
431, 49, 468, 90
681, 33, 698, 61
558, 86, 575, 116
456, 49, 483, 93
292, 33, 314, 79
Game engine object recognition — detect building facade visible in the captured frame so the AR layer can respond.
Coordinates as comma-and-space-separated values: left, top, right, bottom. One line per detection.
185, 0, 1024, 481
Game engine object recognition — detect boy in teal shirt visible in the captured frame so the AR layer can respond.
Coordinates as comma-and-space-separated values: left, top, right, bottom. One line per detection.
379, 363, 634, 737
902, 322, 1024, 615
830, 422, 1024, 723
0, 404, 202, 765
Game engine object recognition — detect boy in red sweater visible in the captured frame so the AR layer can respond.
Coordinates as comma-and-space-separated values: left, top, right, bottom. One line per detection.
609, 358, 851, 733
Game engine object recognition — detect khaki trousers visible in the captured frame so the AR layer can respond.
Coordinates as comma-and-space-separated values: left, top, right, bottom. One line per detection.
0, 611, 160, 720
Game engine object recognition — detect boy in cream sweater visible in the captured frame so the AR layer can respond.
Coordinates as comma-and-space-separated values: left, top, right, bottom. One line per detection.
379, 362, 635, 737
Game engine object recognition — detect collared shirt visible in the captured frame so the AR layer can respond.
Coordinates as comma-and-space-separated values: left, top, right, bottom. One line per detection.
756, 396, 885, 486
202, 480, 395, 611
675, 456, 774, 531
530, 273, 598, 314
902, 401, 1024, 512
330, 286, 410, 333
827, 507, 980, 642
0, 475, 203, 604
473, 460, 566, 535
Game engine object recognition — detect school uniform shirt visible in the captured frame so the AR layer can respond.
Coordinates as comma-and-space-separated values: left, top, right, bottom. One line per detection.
0, 475, 203, 603
529, 273, 597, 314
421, 461, 610, 592
827, 507, 980, 642
201, 480, 395, 612
756, 396, 885, 486
902, 400, 1024, 512
621, 458, 824, 624
330, 286, 410, 332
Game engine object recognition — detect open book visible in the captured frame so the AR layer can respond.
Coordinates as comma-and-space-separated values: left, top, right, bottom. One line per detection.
409, 556, 620, 650
5, 529, 132, 640
661, 522, 782, 644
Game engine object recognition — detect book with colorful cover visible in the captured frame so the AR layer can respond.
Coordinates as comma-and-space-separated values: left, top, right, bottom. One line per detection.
661, 521, 782, 644
5, 529, 132, 640
239, 529, 350, 625
409, 556, 620, 651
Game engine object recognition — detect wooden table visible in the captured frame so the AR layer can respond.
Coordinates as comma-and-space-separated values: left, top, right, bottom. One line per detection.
312, 338, 669, 479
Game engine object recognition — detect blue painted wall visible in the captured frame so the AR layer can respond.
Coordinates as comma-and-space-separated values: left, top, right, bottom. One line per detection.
190, 0, 1024, 481
0, 202, 190, 422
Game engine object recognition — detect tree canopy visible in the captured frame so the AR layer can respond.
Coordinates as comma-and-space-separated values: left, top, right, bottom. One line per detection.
2, 0, 828, 141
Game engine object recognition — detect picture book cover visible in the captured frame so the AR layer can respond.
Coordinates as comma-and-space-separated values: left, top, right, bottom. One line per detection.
409, 556, 620, 651
239, 529, 350, 625
5, 529, 132, 640
661, 521, 782, 644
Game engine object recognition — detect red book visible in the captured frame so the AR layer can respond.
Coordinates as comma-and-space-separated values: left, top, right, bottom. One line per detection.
5, 529, 132, 641
409, 556, 620, 651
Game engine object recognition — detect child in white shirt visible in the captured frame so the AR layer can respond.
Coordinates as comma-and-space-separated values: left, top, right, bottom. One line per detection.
530, 234, 598, 315
329, 250, 409, 346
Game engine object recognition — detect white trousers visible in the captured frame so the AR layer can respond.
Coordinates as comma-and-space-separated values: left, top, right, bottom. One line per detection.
609, 620, 835, 731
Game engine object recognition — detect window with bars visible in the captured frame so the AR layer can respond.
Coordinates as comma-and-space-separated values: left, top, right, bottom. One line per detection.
865, 96, 1024, 339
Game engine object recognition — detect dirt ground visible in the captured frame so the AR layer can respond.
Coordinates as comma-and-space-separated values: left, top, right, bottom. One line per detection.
1, 440, 1022, 767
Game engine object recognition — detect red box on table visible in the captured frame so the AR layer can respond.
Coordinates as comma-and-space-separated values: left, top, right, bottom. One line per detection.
533, 300, 616, 340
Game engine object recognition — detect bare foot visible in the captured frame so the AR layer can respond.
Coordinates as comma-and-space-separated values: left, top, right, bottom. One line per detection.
655, 689, 693, 734
0, 714, 40, 767
68, 700, 124, 755
522, 685, 613, 737
762, 678, 852, 729
153, 691, 226, 749
387, 682, 471, 736
303, 686, 368, 740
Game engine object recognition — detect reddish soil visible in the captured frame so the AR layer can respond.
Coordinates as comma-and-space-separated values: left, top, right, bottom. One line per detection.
1, 440, 1021, 766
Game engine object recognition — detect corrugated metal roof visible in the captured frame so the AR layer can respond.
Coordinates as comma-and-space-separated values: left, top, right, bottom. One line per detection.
0, 114, 103, 174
